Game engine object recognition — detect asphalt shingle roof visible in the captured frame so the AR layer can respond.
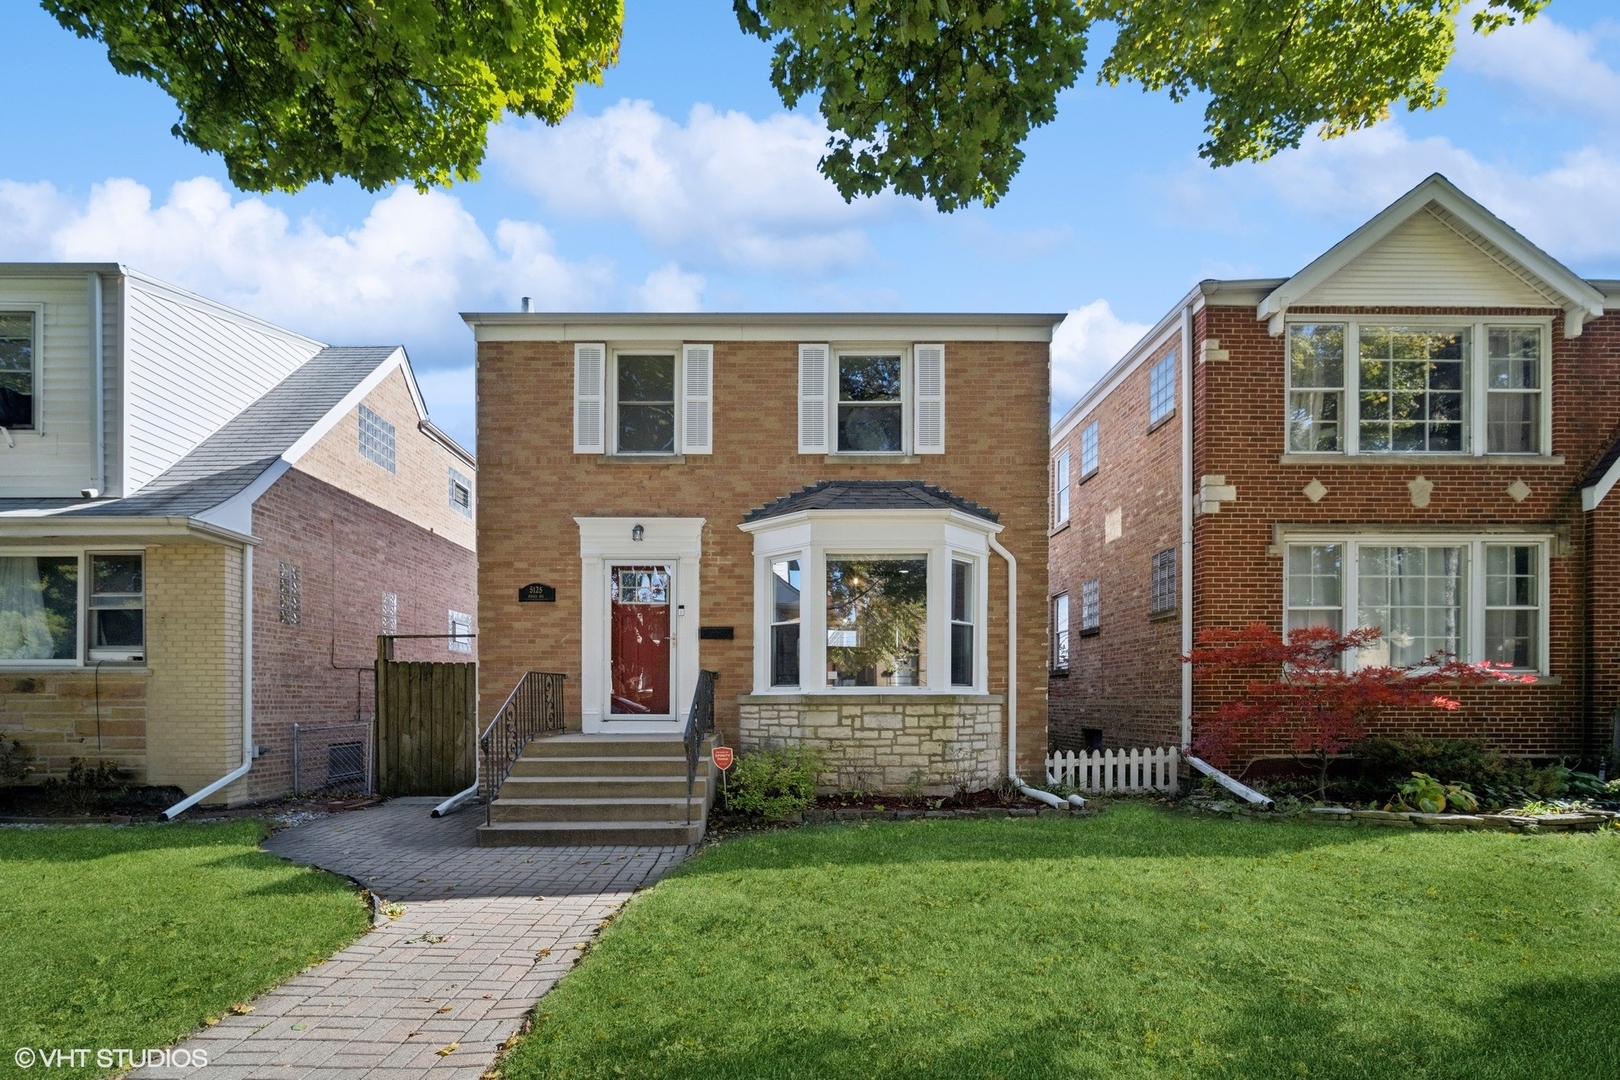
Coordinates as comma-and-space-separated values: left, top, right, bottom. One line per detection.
743, 480, 998, 523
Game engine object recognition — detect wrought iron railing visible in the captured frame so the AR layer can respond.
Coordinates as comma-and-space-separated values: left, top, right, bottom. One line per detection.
480, 671, 566, 824
684, 670, 719, 824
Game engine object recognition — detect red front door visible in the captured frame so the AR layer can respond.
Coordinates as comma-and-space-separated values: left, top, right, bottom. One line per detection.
610, 565, 672, 716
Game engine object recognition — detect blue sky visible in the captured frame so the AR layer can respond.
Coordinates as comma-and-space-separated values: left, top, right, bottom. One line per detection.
2, 2, 1617, 448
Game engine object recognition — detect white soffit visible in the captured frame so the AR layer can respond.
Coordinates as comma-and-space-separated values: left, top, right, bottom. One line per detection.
1258, 173, 1605, 337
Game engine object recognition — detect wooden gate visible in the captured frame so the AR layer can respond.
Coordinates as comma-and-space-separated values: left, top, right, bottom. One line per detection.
375, 637, 476, 797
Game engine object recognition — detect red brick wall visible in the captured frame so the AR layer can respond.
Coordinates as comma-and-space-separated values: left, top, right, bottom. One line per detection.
1190, 303, 1620, 762
1049, 335, 1184, 752
247, 467, 478, 797
475, 337, 1051, 780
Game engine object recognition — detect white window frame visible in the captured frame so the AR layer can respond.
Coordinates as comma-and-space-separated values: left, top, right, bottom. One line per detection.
1079, 419, 1098, 479
448, 468, 472, 517
609, 347, 683, 456
0, 303, 43, 434
1279, 531, 1551, 675
86, 551, 146, 662
741, 510, 996, 695
828, 346, 911, 455
0, 547, 146, 668
1052, 592, 1070, 670
1054, 449, 1071, 526
447, 609, 473, 654
1283, 316, 1553, 459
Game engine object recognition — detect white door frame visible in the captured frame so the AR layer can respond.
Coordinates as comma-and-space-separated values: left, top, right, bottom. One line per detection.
576, 517, 704, 734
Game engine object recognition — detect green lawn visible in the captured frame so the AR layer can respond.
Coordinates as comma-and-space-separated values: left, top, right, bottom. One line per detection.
506, 805, 1620, 1080
0, 820, 369, 1080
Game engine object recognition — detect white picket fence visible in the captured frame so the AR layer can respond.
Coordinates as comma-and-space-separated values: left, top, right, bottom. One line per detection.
1046, 746, 1181, 794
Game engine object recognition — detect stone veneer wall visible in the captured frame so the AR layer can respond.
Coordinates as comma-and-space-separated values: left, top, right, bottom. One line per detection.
0, 671, 148, 779
737, 693, 1004, 795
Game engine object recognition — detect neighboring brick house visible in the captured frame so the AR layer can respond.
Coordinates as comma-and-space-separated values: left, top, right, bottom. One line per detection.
467, 313, 1058, 800
0, 264, 476, 806
1049, 174, 1618, 766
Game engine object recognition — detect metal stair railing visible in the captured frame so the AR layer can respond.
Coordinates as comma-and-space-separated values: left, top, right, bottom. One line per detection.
684, 670, 719, 825
480, 671, 566, 825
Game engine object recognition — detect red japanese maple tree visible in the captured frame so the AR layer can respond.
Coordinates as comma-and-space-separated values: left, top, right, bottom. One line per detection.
1183, 623, 1533, 797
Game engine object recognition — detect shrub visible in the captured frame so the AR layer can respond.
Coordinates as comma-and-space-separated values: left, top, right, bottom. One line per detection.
724, 745, 823, 819
42, 758, 130, 814
1389, 772, 1479, 814
0, 738, 32, 784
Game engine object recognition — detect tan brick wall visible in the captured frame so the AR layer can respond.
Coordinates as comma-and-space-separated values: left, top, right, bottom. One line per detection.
1049, 335, 1184, 752
0, 670, 147, 779
144, 542, 246, 801
296, 367, 476, 552
476, 337, 1051, 784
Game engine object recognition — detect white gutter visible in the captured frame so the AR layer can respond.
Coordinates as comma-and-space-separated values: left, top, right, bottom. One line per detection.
1180, 300, 1195, 750
88, 272, 104, 497
164, 546, 254, 818
1186, 755, 1274, 808
432, 783, 479, 818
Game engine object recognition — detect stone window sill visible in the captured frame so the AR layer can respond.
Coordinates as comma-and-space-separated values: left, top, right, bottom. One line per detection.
0, 665, 150, 676
1048, 668, 1069, 679
596, 453, 686, 465
1146, 411, 1175, 435
1048, 520, 1072, 538
1277, 453, 1564, 467
823, 453, 921, 465
1149, 609, 1178, 622
738, 691, 1005, 705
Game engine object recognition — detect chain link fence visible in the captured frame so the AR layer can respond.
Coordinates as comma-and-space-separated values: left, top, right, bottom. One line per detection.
292, 721, 373, 797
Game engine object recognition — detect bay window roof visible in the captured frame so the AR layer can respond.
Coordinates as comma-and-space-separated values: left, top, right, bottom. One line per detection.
744, 480, 997, 524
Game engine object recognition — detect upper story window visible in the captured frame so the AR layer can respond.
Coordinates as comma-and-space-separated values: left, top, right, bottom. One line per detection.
837, 354, 904, 453
573, 344, 713, 457
1080, 420, 1098, 478
798, 343, 945, 456
448, 468, 472, 516
1285, 320, 1548, 457
359, 405, 396, 472
1054, 449, 1071, 526
616, 353, 677, 454
0, 311, 36, 430
1150, 549, 1177, 616
1148, 353, 1175, 426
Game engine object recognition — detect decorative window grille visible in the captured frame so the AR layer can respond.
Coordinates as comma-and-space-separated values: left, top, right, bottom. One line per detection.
448, 609, 473, 653
448, 468, 472, 515
1148, 353, 1176, 425
278, 563, 302, 626
358, 405, 396, 473
1150, 549, 1176, 616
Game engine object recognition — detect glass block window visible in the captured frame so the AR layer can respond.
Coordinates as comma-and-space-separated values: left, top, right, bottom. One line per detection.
1150, 549, 1176, 615
1080, 578, 1100, 634
1487, 327, 1541, 454
448, 468, 472, 516
1148, 353, 1176, 425
1358, 326, 1467, 453
448, 609, 473, 654
1287, 323, 1345, 452
358, 405, 396, 472
1080, 420, 1098, 477
381, 592, 398, 635
1052, 593, 1070, 671
0, 312, 35, 430
278, 563, 302, 626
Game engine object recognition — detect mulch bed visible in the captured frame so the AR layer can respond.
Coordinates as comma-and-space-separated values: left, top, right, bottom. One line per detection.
811, 786, 1040, 812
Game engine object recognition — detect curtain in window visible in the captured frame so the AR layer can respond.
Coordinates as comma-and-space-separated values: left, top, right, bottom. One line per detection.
1356, 546, 1465, 667
0, 556, 77, 661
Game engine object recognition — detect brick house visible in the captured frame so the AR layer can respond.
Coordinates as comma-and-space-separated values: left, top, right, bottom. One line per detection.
467, 311, 1058, 828
0, 264, 476, 806
1049, 174, 1618, 766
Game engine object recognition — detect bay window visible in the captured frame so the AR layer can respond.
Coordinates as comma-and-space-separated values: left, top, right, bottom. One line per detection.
771, 558, 801, 687
826, 557, 927, 686
950, 560, 974, 686
0, 551, 144, 665
1282, 535, 1546, 673
1285, 319, 1548, 457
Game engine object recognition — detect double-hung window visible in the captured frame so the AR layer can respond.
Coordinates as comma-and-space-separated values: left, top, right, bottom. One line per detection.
1149, 353, 1176, 426
1052, 593, 1070, 671
1079, 420, 1099, 478
836, 354, 905, 453
0, 311, 36, 431
0, 552, 144, 665
1054, 450, 1071, 526
88, 554, 144, 661
1285, 319, 1548, 457
798, 344, 945, 455
950, 560, 975, 686
770, 558, 801, 687
1282, 535, 1546, 673
573, 344, 714, 456
616, 353, 677, 454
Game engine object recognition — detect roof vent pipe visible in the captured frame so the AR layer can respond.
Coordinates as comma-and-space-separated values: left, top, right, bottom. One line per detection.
520, 296, 532, 313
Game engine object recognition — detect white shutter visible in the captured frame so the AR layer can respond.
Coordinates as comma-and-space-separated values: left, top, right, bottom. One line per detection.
681, 343, 713, 454
913, 343, 945, 454
573, 343, 606, 454
798, 343, 830, 454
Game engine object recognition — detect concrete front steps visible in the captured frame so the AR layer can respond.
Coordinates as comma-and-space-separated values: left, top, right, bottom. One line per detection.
476, 733, 716, 847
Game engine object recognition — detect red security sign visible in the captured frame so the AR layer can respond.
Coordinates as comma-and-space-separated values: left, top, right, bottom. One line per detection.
712, 746, 734, 771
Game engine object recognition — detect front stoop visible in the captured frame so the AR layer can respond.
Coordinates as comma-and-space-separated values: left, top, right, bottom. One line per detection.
477, 733, 717, 847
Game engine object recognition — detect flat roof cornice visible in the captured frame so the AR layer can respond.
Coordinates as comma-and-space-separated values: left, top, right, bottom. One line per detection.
461, 311, 1065, 344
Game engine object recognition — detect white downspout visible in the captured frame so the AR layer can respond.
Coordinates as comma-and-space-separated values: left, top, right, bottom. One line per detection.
991, 533, 1082, 811
164, 546, 254, 818
88, 272, 104, 497
1180, 301, 1195, 750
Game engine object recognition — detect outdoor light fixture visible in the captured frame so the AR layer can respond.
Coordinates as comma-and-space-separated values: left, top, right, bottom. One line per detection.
632, 524, 644, 542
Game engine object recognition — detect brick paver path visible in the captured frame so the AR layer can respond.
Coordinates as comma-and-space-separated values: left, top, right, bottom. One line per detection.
133, 799, 689, 1080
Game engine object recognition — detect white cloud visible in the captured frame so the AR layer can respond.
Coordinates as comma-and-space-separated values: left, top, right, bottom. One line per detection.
1453, 10, 1620, 126
1051, 300, 1152, 418
635, 263, 706, 311
491, 100, 899, 274
0, 176, 614, 356
413, 365, 476, 450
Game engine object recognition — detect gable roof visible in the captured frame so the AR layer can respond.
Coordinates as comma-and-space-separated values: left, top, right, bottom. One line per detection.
1257, 173, 1606, 338
1581, 429, 1620, 511
743, 480, 999, 523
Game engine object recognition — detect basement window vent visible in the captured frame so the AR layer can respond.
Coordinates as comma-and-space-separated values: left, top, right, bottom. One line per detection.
448, 468, 472, 516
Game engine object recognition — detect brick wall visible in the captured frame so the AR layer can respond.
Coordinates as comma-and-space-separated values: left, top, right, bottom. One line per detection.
1189, 303, 1620, 762
1049, 334, 1184, 752
295, 367, 476, 553
246, 466, 479, 799
476, 337, 1051, 782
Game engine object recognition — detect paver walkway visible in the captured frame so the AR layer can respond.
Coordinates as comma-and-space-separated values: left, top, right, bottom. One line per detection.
134, 799, 690, 1080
